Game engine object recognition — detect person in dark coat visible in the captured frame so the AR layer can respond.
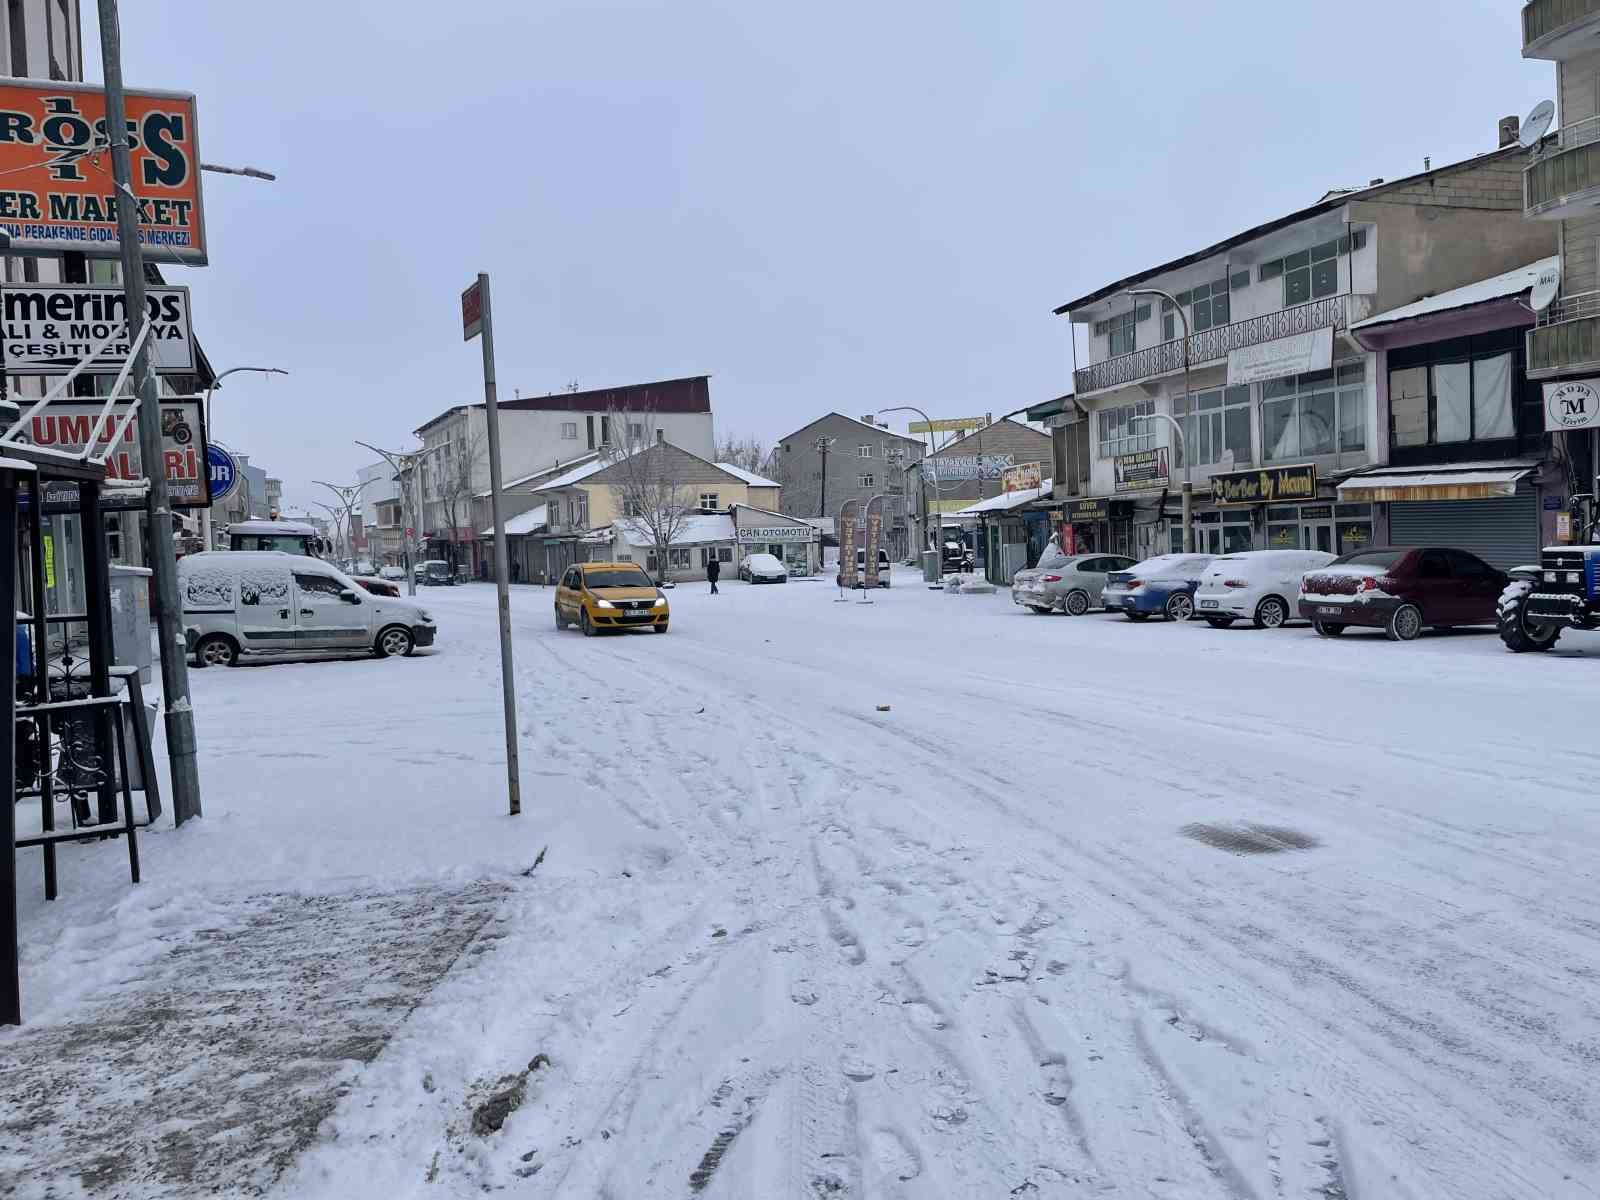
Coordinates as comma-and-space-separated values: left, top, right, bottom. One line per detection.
706, 554, 721, 594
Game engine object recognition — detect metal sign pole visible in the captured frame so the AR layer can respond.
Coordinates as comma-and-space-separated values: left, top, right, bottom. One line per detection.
465, 275, 522, 817
97, 0, 203, 824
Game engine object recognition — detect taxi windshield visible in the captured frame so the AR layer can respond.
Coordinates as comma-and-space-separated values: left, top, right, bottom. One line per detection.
586, 568, 653, 589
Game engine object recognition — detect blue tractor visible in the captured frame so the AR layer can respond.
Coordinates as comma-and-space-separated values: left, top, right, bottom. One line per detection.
1498, 496, 1600, 652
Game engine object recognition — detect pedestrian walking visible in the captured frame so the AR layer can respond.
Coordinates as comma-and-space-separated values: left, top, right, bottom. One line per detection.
706, 555, 721, 594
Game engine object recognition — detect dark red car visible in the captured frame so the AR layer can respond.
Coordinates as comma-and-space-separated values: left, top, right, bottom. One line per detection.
1297, 547, 1508, 641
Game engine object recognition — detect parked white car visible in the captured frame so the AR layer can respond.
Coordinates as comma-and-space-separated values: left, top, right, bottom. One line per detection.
1193, 549, 1338, 629
739, 552, 788, 584
179, 551, 437, 666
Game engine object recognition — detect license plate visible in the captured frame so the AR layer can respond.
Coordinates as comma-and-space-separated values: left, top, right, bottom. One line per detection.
1317, 606, 1342, 617
1199, 600, 1219, 609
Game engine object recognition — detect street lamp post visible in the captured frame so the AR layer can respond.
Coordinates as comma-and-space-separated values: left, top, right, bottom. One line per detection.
201, 366, 288, 549
876, 405, 943, 577
1122, 288, 1193, 553
356, 440, 449, 597
314, 478, 375, 569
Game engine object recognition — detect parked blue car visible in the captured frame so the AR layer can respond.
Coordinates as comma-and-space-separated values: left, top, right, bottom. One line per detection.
1101, 553, 1214, 622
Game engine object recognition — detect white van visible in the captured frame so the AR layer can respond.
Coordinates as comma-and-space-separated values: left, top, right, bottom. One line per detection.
1193, 549, 1337, 629
179, 551, 437, 666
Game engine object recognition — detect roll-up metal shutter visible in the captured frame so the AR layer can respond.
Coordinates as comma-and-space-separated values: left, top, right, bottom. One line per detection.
1387, 493, 1540, 570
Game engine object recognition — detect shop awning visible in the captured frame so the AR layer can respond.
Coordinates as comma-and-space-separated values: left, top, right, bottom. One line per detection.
955, 480, 1053, 515
1336, 466, 1531, 502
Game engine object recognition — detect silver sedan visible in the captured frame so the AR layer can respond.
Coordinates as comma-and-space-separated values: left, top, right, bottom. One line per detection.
1011, 550, 1137, 615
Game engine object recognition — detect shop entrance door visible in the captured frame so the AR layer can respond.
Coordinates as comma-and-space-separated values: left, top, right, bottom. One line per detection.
1305, 520, 1336, 555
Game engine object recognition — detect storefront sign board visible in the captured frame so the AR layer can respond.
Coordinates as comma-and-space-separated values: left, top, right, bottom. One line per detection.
1113, 447, 1169, 492
909, 416, 987, 434
3, 284, 193, 373
20, 397, 208, 508
737, 524, 817, 543
1001, 461, 1042, 493
1227, 327, 1332, 386
925, 453, 1014, 482
0, 79, 206, 264
1211, 464, 1317, 505
1543, 379, 1600, 431
1068, 497, 1109, 522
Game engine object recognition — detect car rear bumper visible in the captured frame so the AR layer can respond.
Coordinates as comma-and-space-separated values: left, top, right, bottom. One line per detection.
1011, 586, 1056, 608
1102, 589, 1161, 613
1193, 591, 1252, 616
1297, 596, 1394, 627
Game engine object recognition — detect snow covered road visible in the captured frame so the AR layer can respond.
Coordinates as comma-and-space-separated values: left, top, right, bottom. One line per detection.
7, 570, 1600, 1198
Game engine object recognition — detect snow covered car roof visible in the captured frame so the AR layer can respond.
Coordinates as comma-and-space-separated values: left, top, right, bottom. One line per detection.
228, 519, 318, 536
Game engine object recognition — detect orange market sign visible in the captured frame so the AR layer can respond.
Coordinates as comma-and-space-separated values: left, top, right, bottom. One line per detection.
0, 79, 205, 265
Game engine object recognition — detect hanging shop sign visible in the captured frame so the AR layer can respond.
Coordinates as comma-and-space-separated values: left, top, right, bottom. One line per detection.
925, 452, 1014, 482
0, 79, 205, 265
1067, 497, 1109, 522
863, 495, 884, 588
1211, 464, 1317, 505
909, 416, 988, 434
19, 397, 209, 509
1113, 447, 1169, 492
1000, 461, 1043, 493
1543, 379, 1600, 431
2, 284, 193, 374
1227, 327, 1332, 386
207, 443, 239, 503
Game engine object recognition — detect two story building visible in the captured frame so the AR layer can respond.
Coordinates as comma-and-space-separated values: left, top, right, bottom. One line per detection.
1053, 138, 1556, 565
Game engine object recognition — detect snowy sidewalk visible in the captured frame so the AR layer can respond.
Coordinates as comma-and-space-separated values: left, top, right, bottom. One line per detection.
4, 573, 1600, 1199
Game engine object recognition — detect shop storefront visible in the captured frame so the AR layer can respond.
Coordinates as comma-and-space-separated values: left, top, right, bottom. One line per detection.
731, 505, 821, 576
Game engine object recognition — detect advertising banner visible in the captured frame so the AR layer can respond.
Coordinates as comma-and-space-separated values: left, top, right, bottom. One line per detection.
908, 416, 987, 434
1000, 461, 1043, 493
1543, 379, 1600, 432
863, 495, 884, 588
0, 79, 206, 264
19, 397, 209, 508
1227, 327, 1332, 386
925, 452, 1014, 482
837, 499, 859, 589
1211, 464, 1317, 505
3, 284, 193, 374
1113, 447, 1169, 492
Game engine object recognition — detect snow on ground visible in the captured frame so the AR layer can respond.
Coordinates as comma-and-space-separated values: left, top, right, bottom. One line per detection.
5, 569, 1600, 1199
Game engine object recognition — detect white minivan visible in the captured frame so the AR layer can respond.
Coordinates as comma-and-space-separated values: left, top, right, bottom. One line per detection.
1193, 549, 1337, 629
180, 551, 438, 666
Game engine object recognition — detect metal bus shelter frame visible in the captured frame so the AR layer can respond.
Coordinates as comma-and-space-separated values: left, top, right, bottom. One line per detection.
1, 324, 164, 1026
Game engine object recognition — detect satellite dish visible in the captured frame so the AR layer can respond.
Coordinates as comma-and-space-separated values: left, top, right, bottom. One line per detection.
1532, 260, 1562, 314
1522, 99, 1555, 148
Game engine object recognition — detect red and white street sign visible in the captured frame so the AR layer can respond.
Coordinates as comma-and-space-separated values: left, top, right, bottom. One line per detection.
461, 280, 483, 341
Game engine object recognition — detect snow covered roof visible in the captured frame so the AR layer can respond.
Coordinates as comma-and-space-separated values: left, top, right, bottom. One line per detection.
956, 480, 1054, 515
715, 462, 781, 488
229, 519, 317, 536
477, 456, 601, 498
614, 513, 735, 548
730, 502, 807, 525
478, 505, 547, 537
1352, 256, 1558, 331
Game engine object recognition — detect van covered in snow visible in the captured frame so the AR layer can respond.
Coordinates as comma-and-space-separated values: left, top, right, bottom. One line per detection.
179, 551, 437, 666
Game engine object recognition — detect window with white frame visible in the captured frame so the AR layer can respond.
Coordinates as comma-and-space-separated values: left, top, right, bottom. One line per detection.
1258, 231, 1364, 307
859, 473, 875, 488
699, 493, 719, 511
669, 548, 692, 570
622, 497, 642, 517
857, 444, 873, 458
1093, 307, 1146, 356
561, 422, 578, 439
1173, 385, 1252, 469
1262, 360, 1367, 461
1096, 399, 1156, 458
628, 422, 644, 441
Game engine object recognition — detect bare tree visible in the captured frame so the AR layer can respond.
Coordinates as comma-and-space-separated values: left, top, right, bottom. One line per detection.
716, 433, 771, 476
602, 410, 696, 583
430, 430, 486, 570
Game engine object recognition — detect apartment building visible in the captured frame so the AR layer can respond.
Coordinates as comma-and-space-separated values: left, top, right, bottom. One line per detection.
771, 414, 924, 559
1054, 140, 1556, 564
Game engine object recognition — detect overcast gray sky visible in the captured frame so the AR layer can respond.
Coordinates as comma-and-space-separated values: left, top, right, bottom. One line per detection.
90, 1, 1548, 510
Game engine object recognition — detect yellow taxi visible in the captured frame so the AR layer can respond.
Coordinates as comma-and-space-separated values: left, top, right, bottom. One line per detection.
554, 561, 670, 636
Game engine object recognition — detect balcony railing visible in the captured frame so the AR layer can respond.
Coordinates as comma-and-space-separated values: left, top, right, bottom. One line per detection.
1525, 134, 1600, 216
1528, 290, 1600, 377
1073, 295, 1348, 396
1524, 0, 1600, 56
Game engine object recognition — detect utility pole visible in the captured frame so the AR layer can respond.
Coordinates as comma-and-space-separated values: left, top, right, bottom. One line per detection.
462, 275, 522, 818
816, 437, 833, 518
98, 0, 202, 824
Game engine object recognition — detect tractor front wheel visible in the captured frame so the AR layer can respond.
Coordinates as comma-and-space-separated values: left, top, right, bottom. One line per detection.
1497, 580, 1562, 653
